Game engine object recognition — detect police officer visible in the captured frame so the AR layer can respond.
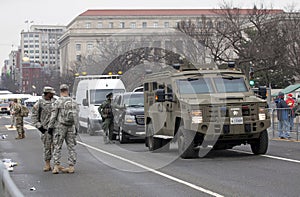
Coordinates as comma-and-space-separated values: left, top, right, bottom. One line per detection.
98, 92, 114, 144
48, 84, 78, 174
12, 99, 25, 139
31, 86, 59, 172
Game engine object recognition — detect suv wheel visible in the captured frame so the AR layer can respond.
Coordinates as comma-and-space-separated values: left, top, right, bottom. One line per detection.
178, 126, 198, 159
251, 130, 268, 155
119, 127, 128, 144
146, 121, 162, 151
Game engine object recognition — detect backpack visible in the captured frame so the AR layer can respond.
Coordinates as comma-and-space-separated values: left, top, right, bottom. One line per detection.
60, 98, 77, 126
20, 105, 29, 117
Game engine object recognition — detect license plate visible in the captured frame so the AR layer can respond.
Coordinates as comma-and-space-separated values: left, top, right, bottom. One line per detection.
230, 117, 243, 124
136, 132, 145, 135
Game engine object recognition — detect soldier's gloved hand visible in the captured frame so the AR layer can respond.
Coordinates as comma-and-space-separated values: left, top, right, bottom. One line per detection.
38, 127, 46, 134
48, 128, 54, 136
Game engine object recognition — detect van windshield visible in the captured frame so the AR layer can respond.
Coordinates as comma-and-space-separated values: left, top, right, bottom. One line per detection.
90, 89, 125, 104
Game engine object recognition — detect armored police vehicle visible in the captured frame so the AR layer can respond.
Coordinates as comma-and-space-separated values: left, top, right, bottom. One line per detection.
144, 63, 270, 158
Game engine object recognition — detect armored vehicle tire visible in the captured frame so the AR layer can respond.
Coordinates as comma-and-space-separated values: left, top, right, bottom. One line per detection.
119, 127, 128, 144
178, 127, 198, 159
88, 122, 96, 136
146, 121, 162, 151
250, 130, 268, 155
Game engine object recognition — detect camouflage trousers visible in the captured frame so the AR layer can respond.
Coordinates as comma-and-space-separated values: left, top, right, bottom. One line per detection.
102, 118, 114, 141
15, 117, 24, 135
52, 125, 77, 166
41, 132, 53, 161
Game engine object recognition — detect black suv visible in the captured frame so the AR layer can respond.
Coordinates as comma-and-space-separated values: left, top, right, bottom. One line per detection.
112, 92, 145, 143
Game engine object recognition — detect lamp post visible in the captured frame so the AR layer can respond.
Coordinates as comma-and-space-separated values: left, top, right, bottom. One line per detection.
21, 54, 30, 93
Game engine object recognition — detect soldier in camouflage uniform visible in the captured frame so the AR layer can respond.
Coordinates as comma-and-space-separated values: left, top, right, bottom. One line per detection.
48, 84, 78, 174
31, 86, 59, 172
98, 92, 114, 144
12, 99, 25, 139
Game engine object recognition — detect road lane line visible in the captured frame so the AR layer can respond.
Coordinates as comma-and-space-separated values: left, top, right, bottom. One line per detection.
78, 141, 224, 197
231, 149, 300, 164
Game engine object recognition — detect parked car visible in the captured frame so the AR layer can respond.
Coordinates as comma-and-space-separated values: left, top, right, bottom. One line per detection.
112, 92, 145, 143
0, 103, 10, 115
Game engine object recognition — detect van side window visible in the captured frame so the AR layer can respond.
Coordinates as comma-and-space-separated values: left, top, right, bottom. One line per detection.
117, 96, 122, 105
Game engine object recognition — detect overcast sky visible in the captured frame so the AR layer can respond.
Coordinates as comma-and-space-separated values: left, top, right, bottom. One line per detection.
1, 0, 299, 69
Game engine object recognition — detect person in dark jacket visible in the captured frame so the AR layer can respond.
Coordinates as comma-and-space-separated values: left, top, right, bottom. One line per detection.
276, 92, 290, 139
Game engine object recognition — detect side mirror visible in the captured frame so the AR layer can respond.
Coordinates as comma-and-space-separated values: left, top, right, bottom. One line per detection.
258, 86, 267, 99
156, 89, 165, 102
82, 98, 88, 106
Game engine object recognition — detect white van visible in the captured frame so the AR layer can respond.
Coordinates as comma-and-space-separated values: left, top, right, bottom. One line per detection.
74, 75, 126, 135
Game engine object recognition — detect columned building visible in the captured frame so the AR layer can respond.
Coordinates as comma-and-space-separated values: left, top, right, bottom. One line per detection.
58, 9, 284, 76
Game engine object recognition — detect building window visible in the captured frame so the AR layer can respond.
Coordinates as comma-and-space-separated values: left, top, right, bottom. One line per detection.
153, 22, 158, 28
109, 22, 113, 28
164, 22, 169, 28
85, 22, 91, 28
76, 44, 81, 51
98, 22, 103, 28
130, 22, 136, 29
198, 21, 203, 28
76, 55, 81, 61
87, 43, 93, 50
142, 22, 147, 28
120, 22, 125, 28
206, 20, 213, 28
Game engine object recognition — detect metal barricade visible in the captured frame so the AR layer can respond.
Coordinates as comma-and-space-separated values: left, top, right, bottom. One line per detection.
0, 162, 24, 197
270, 107, 299, 141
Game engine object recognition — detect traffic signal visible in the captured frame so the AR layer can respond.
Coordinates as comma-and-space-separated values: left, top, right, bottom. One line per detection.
249, 67, 254, 86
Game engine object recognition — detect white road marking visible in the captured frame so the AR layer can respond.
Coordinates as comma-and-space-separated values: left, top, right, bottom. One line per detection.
5, 124, 36, 130
78, 141, 223, 197
231, 149, 300, 164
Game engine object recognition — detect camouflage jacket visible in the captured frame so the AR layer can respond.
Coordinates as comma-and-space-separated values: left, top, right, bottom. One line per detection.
31, 97, 56, 129
48, 96, 78, 128
13, 103, 22, 118
98, 99, 113, 119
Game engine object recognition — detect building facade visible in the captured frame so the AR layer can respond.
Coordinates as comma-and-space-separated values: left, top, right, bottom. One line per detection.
20, 25, 66, 70
58, 9, 230, 75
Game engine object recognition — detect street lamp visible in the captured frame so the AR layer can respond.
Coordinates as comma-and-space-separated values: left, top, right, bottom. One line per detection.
21, 54, 30, 93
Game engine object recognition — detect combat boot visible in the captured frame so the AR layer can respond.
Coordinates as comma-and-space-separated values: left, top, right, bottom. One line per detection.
21, 133, 25, 139
61, 165, 75, 173
15, 134, 22, 140
43, 160, 51, 171
52, 164, 60, 174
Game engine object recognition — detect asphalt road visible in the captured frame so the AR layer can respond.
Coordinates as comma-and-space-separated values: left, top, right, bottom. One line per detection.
1, 114, 300, 197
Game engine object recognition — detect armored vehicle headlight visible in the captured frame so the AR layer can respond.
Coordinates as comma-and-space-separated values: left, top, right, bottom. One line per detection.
191, 110, 203, 123
125, 114, 135, 123
258, 107, 266, 120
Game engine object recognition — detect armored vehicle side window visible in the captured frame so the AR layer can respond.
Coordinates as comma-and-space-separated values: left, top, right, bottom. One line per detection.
153, 82, 157, 90
176, 78, 214, 94
214, 77, 247, 93
144, 83, 149, 91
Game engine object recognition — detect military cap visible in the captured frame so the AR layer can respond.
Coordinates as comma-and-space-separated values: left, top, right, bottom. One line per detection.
60, 84, 69, 90
43, 86, 55, 94
278, 92, 284, 97
106, 92, 113, 98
